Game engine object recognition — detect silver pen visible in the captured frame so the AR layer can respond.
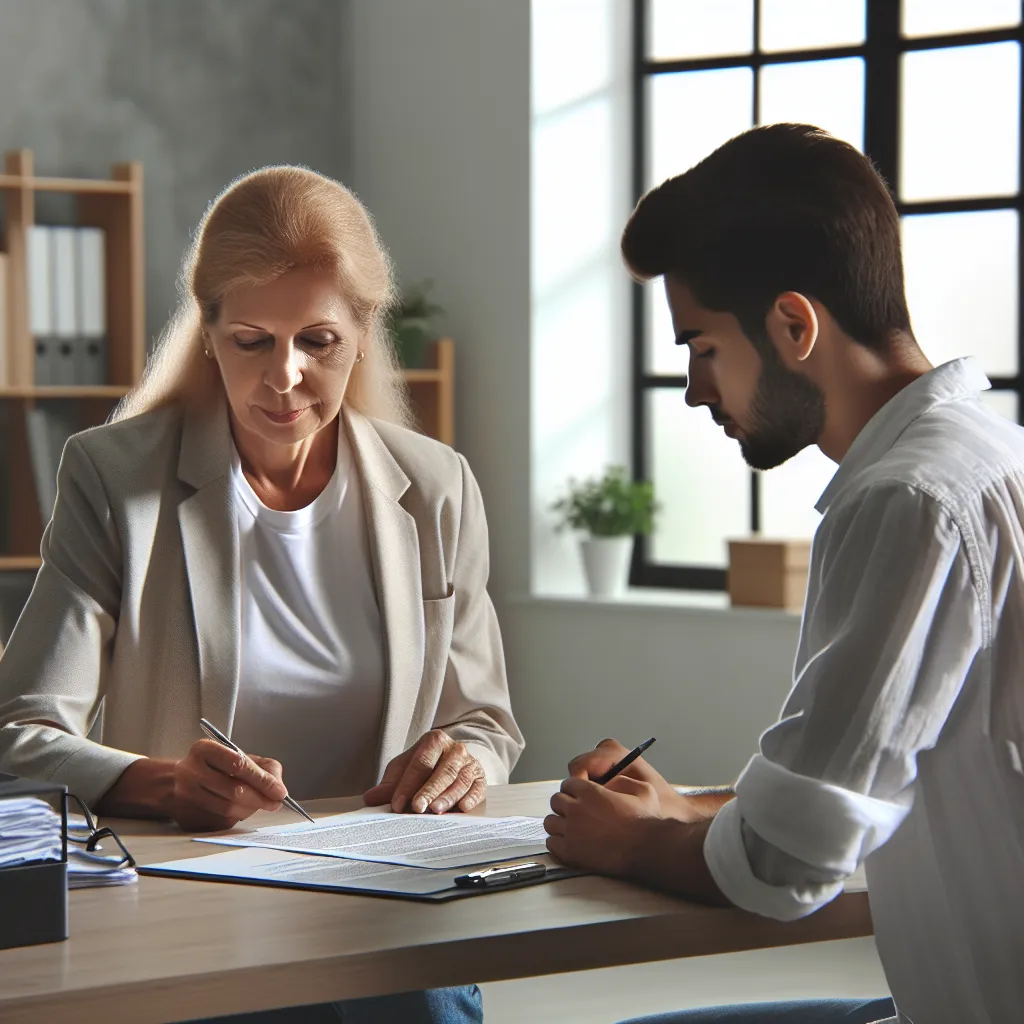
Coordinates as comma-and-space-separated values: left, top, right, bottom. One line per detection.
198, 717, 315, 824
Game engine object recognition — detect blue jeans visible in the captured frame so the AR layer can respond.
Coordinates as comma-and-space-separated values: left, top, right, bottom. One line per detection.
619, 998, 895, 1023
187, 985, 483, 1023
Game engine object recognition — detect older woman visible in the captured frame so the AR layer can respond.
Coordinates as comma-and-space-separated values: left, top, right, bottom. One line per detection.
0, 166, 522, 1023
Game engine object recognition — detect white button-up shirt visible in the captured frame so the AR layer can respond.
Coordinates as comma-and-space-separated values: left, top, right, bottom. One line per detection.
704, 358, 1024, 1024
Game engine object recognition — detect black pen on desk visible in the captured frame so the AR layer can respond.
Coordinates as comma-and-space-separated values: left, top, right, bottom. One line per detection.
198, 717, 315, 824
592, 737, 656, 786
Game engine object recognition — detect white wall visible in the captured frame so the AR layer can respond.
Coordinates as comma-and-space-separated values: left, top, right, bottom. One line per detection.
348, 0, 532, 600
505, 597, 801, 784
348, 0, 804, 786
531, 0, 634, 596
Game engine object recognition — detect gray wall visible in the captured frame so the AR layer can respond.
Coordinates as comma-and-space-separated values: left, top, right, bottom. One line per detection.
505, 598, 800, 785
0, 0, 351, 342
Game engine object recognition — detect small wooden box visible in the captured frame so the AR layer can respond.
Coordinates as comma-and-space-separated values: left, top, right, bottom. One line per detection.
727, 538, 811, 611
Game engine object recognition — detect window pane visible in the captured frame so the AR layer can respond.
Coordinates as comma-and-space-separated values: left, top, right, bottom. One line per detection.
903, 0, 1021, 38
759, 445, 836, 540
649, 389, 750, 567
900, 42, 1021, 202
982, 390, 1019, 421
902, 210, 1019, 376
532, 97, 613, 295
758, 57, 865, 149
647, 280, 691, 374
649, 0, 754, 60
532, 0, 613, 116
759, 0, 865, 52
648, 68, 754, 185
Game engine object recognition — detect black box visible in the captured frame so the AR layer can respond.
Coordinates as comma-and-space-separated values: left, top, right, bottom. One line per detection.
0, 775, 69, 951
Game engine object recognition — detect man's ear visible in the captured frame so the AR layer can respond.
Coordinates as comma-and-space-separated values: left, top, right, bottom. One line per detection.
764, 291, 818, 366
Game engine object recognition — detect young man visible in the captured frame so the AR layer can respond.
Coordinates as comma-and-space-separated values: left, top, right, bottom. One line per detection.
544, 124, 1024, 1024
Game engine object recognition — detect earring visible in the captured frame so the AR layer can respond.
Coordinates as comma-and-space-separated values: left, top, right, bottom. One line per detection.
355, 350, 365, 364
204, 348, 212, 359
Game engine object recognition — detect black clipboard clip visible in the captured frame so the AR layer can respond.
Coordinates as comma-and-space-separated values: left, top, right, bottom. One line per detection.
453, 861, 547, 889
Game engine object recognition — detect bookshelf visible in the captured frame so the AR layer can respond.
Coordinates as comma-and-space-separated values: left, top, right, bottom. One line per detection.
0, 149, 456, 572
0, 149, 145, 390
0, 149, 144, 571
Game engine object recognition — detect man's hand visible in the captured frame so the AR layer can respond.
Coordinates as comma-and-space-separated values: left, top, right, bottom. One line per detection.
170, 739, 287, 832
544, 774, 664, 875
544, 773, 730, 905
567, 738, 712, 822
363, 730, 486, 814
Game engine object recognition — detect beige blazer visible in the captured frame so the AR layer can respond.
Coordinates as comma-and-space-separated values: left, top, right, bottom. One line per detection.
0, 400, 523, 807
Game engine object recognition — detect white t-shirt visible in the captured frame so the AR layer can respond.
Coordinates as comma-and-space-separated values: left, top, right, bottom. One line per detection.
229, 425, 386, 801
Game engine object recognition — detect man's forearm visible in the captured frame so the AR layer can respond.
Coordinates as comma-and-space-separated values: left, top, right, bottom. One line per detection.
627, 816, 731, 906
673, 785, 735, 821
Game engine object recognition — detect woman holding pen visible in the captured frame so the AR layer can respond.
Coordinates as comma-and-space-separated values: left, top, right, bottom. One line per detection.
0, 165, 523, 1023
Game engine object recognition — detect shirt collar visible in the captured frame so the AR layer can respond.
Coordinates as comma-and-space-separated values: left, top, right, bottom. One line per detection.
815, 357, 991, 514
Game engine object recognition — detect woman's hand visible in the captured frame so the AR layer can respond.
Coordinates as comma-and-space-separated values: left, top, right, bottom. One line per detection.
170, 739, 288, 832
96, 741, 289, 832
363, 730, 486, 814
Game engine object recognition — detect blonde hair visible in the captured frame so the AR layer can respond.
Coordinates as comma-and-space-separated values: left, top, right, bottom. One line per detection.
113, 165, 413, 427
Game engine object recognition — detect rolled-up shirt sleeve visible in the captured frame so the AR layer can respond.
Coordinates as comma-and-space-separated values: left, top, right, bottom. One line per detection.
704, 481, 984, 921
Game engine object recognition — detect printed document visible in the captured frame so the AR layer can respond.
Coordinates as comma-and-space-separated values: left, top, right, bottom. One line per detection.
146, 846, 466, 896
196, 812, 549, 869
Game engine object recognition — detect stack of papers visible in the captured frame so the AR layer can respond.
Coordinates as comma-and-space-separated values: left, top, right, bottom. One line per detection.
66, 815, 137, 889
0, 797, 62, 868
66, 847, 138, 888
0, 798, 136, 887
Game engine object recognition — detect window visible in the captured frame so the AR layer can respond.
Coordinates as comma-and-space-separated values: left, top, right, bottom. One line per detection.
632, 0, 1024, 590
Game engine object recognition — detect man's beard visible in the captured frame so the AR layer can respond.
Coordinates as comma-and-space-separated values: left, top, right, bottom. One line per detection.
737, 345, 826, 471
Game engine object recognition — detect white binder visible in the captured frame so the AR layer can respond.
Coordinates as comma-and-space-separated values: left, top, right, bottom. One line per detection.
27, 227, 54, 385
50, 228, 78, 386
75, 228, 107, 386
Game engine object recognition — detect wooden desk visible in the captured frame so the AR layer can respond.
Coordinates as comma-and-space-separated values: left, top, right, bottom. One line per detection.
0, 783, 871, 1023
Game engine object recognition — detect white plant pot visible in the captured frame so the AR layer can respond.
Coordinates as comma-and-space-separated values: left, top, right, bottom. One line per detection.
579, 536, 633, 598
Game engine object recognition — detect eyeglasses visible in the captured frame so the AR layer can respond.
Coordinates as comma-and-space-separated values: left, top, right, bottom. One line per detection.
66, 794, 136, 869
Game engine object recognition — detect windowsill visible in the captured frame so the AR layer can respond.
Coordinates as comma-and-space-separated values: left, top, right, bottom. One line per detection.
509, 588, 802, 620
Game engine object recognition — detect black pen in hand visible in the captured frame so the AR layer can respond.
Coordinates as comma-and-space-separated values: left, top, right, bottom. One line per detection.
592, 737, 657, 786
198, 717, 315, 824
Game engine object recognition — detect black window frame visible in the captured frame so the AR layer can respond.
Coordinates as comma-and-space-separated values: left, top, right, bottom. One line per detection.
631, 0, 1024, 591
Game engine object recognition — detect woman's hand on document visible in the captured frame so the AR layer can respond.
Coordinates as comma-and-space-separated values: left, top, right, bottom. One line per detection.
170, 739, 289, 832
363, 730, 486, 814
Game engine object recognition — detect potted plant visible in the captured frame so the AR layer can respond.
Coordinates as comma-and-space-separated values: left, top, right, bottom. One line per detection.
387, 280, 445, 369
551, 466, 658, 598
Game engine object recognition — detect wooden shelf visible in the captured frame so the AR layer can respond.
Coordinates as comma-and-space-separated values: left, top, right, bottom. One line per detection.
0, 386, 131, 400
402, 369, 445, 383
0, 174, 137, 195
403, 338, 454, 446
0, 556, 41, 572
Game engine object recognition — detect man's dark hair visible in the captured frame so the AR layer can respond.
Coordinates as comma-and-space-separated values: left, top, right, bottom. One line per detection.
621, 123, 912, 350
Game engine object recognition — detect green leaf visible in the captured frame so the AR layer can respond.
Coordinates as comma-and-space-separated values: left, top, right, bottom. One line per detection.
549, 465, 660, 537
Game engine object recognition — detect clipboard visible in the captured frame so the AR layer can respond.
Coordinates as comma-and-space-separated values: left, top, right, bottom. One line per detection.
139, 846, 585, 902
